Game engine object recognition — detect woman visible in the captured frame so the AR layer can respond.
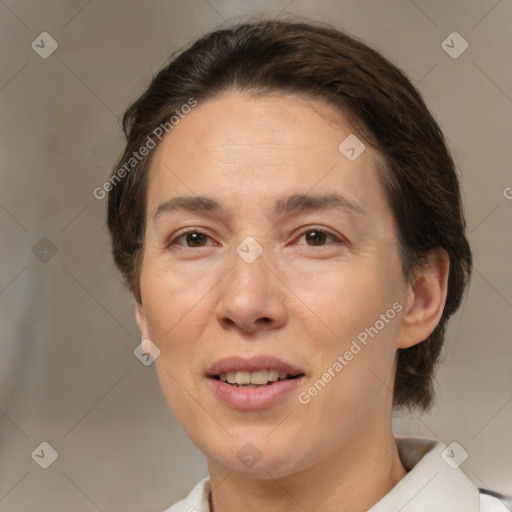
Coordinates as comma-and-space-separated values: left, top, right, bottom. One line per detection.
106, 18, 509, 511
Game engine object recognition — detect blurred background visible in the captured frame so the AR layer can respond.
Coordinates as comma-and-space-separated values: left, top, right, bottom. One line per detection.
1, 1, 511, 510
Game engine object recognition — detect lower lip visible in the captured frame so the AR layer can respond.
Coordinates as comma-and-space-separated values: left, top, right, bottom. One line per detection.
207, 376, 305, 410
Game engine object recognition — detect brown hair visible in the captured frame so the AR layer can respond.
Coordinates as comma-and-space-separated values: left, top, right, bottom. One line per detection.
107, 18, 472, 411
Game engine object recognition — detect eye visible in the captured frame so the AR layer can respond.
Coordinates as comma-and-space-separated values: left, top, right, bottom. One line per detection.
294, 227, 343, 247
167, 229, 216, 248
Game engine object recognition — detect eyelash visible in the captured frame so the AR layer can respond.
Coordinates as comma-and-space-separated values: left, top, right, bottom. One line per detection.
166, 226, 344, 249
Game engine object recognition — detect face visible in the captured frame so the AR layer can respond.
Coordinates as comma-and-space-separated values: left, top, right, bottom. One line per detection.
136, 92, 414, 478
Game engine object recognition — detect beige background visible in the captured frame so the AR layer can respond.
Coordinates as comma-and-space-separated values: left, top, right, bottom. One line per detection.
1, 1, 511, 510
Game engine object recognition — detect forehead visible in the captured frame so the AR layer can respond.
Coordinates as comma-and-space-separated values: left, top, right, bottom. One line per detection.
158, 91, 361, 157
145, 91, 390, 222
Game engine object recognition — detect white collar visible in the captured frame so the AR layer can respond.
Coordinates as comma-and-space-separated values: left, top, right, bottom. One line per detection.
368, 436, 479, 511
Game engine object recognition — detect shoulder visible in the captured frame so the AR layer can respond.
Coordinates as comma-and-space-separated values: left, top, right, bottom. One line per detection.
162, 477, 211, 512
368, 436, 510, 512
479, 489, 511, 512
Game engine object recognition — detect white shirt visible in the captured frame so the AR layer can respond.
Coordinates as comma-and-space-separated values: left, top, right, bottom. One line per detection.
163, 437, 510, 511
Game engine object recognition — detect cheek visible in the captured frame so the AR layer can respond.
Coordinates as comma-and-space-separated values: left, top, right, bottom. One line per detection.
141, 274, 210, 424
292, 259, 402, 397
139, 269, 201, 375
288, 258, 401, 340
140, 258, 208, 336
295, 319, 400, 442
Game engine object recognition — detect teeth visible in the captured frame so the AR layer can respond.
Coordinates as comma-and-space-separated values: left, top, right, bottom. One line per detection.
218, 369, 293, 386
236, 371, 251, 385
250, 370, 268, 385
268, 369, 279, 382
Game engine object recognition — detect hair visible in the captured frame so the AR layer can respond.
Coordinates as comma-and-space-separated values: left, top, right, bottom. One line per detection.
106, 18, 472, 411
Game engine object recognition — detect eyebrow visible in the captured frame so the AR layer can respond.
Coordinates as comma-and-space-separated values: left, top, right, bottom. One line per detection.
153, 193, 365, 220
274, 193, 365, 217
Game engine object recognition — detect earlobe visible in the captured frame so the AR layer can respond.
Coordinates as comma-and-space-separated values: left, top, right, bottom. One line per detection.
396, 248, 450, 349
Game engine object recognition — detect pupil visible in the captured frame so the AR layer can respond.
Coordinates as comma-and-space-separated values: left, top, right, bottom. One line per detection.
187, 233, 205, 246
306, 230, 325, 245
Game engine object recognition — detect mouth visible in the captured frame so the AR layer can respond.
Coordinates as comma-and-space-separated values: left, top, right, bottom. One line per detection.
210, 370, 305, 388
205, 355, 306, 399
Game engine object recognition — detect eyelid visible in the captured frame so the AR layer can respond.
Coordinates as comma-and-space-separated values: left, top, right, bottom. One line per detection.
167, 225, 345, 248
292, 225, 345, 246
166, 227, 216, 248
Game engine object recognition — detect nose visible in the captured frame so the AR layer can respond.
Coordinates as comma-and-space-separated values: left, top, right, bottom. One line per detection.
214, 245, 287, 335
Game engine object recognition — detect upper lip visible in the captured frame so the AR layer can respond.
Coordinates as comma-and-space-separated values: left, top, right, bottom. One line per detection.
206, 355, 305, 377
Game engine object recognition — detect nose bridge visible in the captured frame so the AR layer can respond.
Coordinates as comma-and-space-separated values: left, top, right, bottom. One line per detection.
215, 237, 286, 332
225, 237, 271, 304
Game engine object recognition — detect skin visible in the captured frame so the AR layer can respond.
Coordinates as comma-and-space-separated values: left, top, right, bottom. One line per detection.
135, 91, 449, 512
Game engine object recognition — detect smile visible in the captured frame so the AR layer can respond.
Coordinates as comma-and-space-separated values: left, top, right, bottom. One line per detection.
213, 370, 303, 388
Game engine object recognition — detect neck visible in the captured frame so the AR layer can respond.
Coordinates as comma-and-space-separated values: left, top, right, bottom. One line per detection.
207, 424, 407, 512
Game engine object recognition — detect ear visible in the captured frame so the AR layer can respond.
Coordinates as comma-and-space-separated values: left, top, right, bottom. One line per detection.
135, 300, 150, 340
396, 247, 450, 349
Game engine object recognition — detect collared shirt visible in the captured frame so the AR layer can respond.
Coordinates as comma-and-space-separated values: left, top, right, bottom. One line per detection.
163, 437, 510, 511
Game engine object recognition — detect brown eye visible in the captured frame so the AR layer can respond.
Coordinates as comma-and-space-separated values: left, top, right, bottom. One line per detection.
184, 232, 208, 247
168, 230, 215, 248
305, 230, 328, 246
296, 228, 341, 247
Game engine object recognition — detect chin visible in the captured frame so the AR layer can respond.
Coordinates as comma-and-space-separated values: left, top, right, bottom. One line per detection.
205, 438, 307, 480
